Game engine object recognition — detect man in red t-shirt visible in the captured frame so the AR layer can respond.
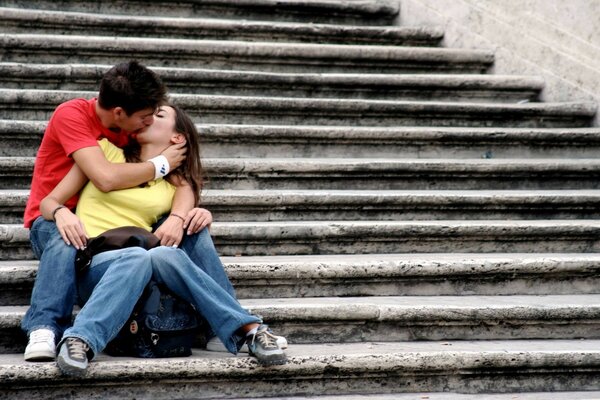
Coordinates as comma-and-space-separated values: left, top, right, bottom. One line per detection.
22, 61, 192, 361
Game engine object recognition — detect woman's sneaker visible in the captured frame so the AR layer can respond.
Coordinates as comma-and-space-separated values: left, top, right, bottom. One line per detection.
24, 328, 56, 361
206, 333, 288, 353
57, 338, 90, 377
246, 324, 287, 366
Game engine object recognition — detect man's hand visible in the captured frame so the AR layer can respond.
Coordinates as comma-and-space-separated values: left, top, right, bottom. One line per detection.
162, 142, 187, 170
54, 208, 88, 250
184, 208, 213, 235
154, 215, 185, 247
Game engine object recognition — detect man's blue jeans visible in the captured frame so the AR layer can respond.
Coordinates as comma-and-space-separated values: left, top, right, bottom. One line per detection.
21, 217, 78, 340
22, 216, 237, 340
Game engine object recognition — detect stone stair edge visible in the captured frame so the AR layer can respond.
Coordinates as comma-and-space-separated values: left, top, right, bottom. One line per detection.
2, 340, 600, 386
4, 252, 600, 282
0, 88, 592, 112
0, 63, 545, 90
0, 0, 400, 25
0, 6, 439, 45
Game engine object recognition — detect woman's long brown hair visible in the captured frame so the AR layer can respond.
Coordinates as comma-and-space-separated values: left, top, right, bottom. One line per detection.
123, 104, 204, 205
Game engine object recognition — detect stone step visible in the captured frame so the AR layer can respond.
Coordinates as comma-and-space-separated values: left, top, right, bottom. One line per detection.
4, 120, 600, 158
5, 157, 600, 190
4, 220, 600, 259
0, 63, 542, 102
0, 34, 494, 73
4, 295, 600, 353
0, 7, 437, 45
2, 340, 600, 398
4, 254, 600, 305
7, 189, 600, 224
259, 393, 600, 400
0, 90, 594, 127
0, 0, 400, 25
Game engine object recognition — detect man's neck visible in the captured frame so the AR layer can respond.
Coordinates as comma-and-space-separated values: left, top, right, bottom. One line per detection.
95, 101, 119, 131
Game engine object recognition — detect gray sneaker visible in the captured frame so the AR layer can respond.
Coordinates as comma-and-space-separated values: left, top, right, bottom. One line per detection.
246, 325, 287, 366
57, 338, 90, 377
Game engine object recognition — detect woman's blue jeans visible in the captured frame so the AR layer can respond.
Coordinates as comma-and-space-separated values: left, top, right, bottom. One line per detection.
62, 247, 153, 357
22, 216, 237, 341
148, 246, 260, 354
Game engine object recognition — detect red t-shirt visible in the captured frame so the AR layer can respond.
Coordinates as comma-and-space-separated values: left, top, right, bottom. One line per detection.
23, 98, 130, 227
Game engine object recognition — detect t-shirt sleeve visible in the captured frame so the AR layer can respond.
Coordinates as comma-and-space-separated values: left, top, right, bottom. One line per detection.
51, 103, 100, 156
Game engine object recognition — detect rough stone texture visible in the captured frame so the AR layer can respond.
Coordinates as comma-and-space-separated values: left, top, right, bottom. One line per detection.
0, 7, 433, 44
0, 34, 493, 73
399, 0, 600, 126
0, 63, 543, 102
0, 89, 594, 127
3, 341, 600, 398
0, 0, 400, 25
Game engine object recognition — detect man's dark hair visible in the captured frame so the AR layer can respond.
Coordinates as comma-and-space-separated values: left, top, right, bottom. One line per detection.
98, 60, 167, 116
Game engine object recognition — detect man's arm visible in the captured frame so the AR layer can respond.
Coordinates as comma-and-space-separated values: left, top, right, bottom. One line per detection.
71, 143, 186, 192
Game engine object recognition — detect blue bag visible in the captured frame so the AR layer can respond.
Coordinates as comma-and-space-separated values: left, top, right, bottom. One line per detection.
105, 281, 200, 358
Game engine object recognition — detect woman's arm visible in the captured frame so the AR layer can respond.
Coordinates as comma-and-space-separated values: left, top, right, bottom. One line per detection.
40, 163, 89, 249
153, 178, 196, 247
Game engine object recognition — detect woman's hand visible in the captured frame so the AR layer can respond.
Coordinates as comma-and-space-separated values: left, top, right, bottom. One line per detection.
154, 215, 185, 247
184, 208, 212, 235
54, 208, 88, 250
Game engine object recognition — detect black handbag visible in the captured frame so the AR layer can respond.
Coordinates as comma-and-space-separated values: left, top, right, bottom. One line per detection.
105, 281, 201, 358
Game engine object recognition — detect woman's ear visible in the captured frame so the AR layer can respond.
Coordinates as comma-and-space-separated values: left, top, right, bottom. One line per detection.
171, 133, 185, 144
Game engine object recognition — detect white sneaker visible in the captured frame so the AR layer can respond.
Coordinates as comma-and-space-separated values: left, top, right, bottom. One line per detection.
206, 334, 288, 353
24, 328, 56, 361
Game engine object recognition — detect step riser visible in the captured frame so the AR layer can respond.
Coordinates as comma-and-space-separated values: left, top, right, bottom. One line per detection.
3, 237, 600, 260
4, 310, 600, 354
3, 362, 600, 399
4, 271, 600, 305
0, 1, 399, 25
0, 107, 591, 128
0, 80, 539, 103
0, 50, 489, 75
6, 171, 600, 190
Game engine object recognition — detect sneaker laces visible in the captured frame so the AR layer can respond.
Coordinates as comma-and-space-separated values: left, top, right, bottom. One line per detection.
251, 327, 279, 350
29, 329, 54, 345
66, 338, 89, 362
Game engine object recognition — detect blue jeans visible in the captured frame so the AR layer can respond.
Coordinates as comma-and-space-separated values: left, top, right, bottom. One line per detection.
22, 216, 236, 339
22, 217, 78, 340
61, 247, 152, 357
148, 246, 260, 354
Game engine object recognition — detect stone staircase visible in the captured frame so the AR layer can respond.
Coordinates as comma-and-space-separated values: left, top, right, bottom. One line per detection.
1, 0, 600, 398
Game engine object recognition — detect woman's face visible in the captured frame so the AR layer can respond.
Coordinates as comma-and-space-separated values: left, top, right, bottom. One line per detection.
135, 105, 181, 146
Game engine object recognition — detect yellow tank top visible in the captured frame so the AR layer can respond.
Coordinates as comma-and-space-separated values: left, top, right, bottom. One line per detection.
76, 139, 176, 237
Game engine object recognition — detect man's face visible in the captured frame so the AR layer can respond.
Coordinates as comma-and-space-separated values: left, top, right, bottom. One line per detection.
114, 107, 155, 134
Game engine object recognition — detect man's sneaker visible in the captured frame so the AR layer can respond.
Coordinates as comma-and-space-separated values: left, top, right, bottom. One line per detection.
57, 338, 90, 377
206, 333, 288, 353
246, 324, 287, 366
24, 328, 56, 361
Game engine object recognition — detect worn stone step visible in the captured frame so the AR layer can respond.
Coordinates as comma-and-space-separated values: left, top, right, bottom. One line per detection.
0, 34, 493, 73
3, 295, 600, 354
0, 7, 436, 45
0, 0, 400, 25
5, 254, 600, 305
0, 63, 542, 102
5, 157, 600, 190
0, 90, 594, 127
2, 340, 600, 398
4, 220, 600, 259
5, 120, 600, 158
7, 189, 600, 224
258, 393, 600, 400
